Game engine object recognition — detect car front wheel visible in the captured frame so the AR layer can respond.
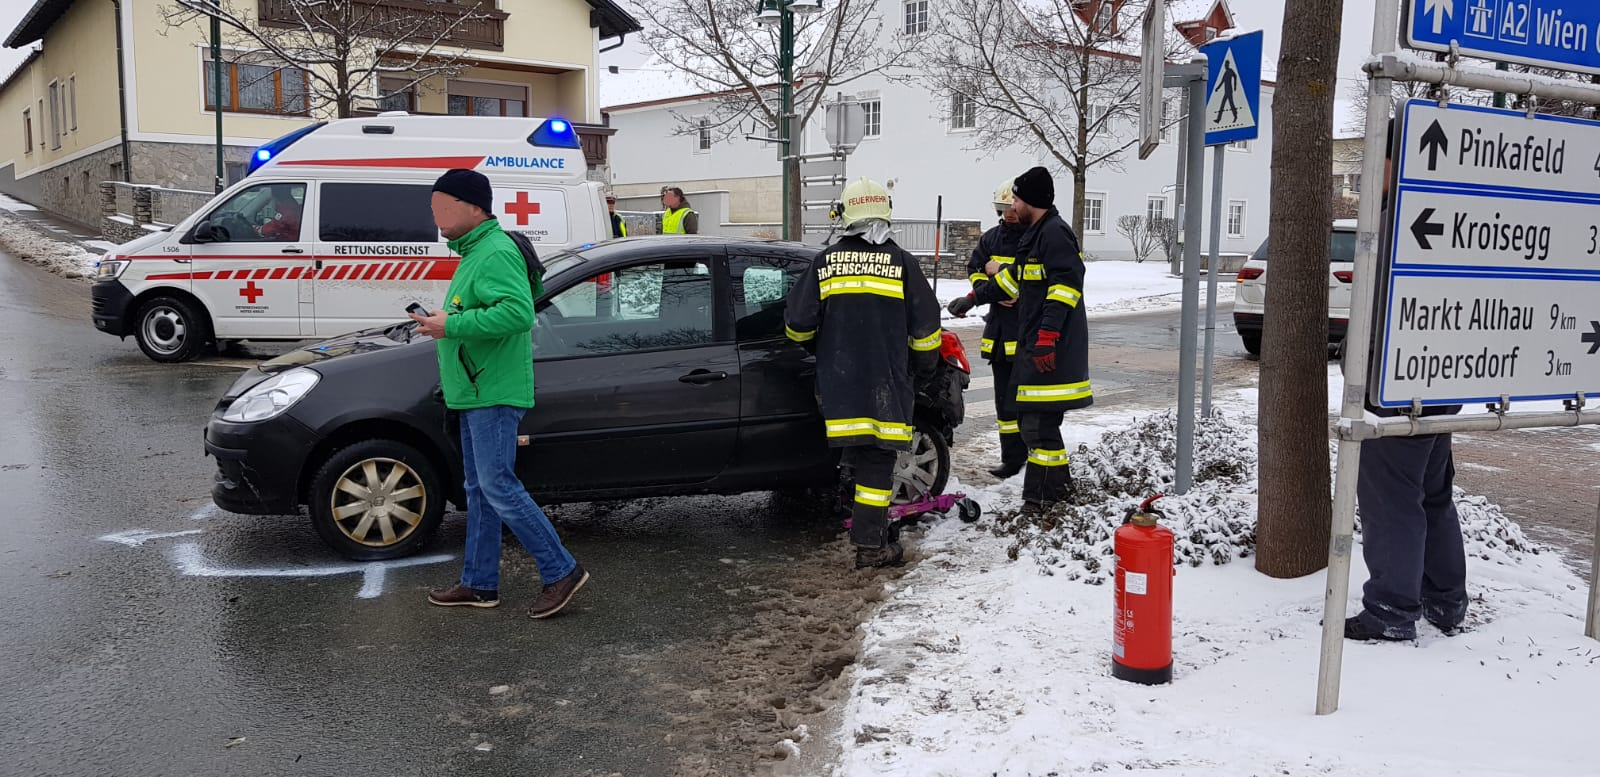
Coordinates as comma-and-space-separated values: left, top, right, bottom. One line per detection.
892, 422, 951, 504
309, 439, 444, 560
1240, 331, 1261, 356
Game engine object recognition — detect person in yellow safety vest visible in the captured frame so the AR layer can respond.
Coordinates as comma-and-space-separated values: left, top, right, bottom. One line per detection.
660, 186, 699, 234
606, 194, 627, 239
947, 179, 1028, 479
784, 177, 942, 569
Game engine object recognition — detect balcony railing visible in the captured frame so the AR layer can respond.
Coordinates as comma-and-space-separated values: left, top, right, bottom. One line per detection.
258, 0, 508, 52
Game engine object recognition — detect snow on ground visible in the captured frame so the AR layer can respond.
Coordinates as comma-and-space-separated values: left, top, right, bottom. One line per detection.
938, 260, 1234, 329
0, 211, 99, 279
0, 192, 38, 212
825, 373, 1597, 776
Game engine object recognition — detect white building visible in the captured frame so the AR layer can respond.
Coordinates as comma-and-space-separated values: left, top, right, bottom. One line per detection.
600, 0, 1274, 262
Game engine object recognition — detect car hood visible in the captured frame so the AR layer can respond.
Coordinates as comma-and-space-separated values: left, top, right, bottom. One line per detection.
259, 323, 423, 373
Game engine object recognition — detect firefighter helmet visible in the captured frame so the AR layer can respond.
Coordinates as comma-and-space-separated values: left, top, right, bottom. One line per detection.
993, 179, 1015, 207
839, 177, 892, 226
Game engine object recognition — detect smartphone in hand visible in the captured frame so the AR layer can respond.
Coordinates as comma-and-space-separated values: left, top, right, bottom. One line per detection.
405, 302, 429, 318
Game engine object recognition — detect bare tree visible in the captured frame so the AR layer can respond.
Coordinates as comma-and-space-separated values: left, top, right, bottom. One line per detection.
902, 0, 1182, 236
163, 0, 494, 118
632, 0, 915, 239
1255, 0, 1344, 579
1149, 215, 1178, 264
1116, 214, 1159, 263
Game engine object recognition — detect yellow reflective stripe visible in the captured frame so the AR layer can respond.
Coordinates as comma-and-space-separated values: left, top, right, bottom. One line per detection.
785, 325, 815, 342
1028, 448, 1070, 467
997, 419, 1020, 434
969, 272, 989, 284
1022, 264, 1045, 281
990, 255, 1016, 265
995, 268, 1019, 298
1017, 381, 1094, 403
825, 417, 914, 442
854, 484, 893, 508
979, 338, 995, 355
909, 329, 943, 352
1004, 340, 1018, 356
1047, 284, 1082, 307
819, 275, 905, 300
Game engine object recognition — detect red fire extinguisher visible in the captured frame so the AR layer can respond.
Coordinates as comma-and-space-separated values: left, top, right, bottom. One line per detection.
1113, 493, 1174, 685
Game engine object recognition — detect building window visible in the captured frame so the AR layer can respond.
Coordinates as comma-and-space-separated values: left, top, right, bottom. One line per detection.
862, 99, 881, 138
22, 109, 32, 154
1227, 200, 1246, 237
68, 75, 76, 131
205, 60, 312, 115
950, 92, 976, 130
48, 81, 61, 149
1083, 192, 1106, 233
1349, 174, 1362, 193
696, 118, 712, 152
1095, 3, 1114, 32
904, 0, 929, 35
446, 79, 528, 117
378, 78, 417, 112
1146, 196, 1166, 224
1089, 101, 1111, 127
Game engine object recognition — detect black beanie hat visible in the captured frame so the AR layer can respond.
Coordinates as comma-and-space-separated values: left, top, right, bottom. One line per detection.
432, 168, 495, 217
1012, 166, 1055, 209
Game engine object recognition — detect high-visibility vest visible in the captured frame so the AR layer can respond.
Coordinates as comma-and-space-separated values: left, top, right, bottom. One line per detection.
662, 207, 695, 234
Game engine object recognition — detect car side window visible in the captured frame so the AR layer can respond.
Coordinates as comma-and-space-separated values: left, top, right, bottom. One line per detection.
534, 260, 714, 358
204, 182, 306, 243
731, 254, 811, 341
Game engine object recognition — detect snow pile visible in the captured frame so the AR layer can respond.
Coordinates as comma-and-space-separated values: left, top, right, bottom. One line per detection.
0, 211, 99, 279
936, 259, 1236, 329
986, 412, 1538, 585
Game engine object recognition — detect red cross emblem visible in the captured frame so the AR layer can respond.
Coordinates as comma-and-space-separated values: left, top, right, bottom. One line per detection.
504, 191, 541, 225
239, 281, 264, 304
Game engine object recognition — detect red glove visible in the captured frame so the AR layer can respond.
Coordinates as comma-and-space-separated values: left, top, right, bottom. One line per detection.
1031, 329, 1059, 373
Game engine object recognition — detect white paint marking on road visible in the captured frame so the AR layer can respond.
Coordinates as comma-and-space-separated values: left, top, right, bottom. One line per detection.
169, 542, 454, 599
189, 502, 222, 521
98, 528, 204, 547
967, 376, 995, 392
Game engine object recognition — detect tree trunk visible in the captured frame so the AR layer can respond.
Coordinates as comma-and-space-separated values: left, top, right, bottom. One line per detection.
784, 154, 802, 241
1255, 0, 1344, 579
1071, 166, 1087, 238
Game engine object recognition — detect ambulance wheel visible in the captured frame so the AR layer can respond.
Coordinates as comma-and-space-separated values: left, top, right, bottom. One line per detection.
134, 295, 211, 363
309, 439, 444, 561
892, 422, 950, 504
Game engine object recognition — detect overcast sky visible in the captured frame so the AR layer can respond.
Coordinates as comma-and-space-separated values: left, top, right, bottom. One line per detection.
0, 0, 1382, 130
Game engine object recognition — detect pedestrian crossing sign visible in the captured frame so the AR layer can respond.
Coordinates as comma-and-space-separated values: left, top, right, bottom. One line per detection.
1200, 30, 1263, 146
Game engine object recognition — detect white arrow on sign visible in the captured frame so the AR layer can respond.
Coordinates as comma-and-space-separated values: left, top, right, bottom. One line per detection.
1424, 0, 1454, 35
99, 528, 204, 547
169, 543, 454, 599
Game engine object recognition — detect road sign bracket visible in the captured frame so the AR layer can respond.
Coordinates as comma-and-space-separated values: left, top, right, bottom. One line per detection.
1565, 392, 1587, 412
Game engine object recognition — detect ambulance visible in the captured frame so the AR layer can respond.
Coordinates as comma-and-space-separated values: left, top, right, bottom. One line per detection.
90, 114, 610, 362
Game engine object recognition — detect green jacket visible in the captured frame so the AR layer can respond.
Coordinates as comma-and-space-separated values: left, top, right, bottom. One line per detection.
435, 219, 541, 410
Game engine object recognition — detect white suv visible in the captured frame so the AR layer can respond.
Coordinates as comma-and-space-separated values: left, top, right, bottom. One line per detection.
1232, 220, 1357, 355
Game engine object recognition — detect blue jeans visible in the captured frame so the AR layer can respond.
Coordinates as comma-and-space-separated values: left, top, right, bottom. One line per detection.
458, 406, 576, 591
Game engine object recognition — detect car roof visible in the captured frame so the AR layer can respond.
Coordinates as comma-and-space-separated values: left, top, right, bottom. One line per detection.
577, 235, 819, 262
1332, 219, 1357, 231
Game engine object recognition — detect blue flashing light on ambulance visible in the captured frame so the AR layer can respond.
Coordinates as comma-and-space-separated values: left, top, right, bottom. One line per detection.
91, 114, 611, 363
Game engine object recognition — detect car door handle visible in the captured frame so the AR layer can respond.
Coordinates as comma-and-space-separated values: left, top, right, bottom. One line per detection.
679, 369, 728, 385
281, 247, 305, 254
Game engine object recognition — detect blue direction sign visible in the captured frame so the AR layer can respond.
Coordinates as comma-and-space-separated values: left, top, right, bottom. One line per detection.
1375, 99, 1600, 408
1199, 31, 1262, 146
1405, 0, 1600, 76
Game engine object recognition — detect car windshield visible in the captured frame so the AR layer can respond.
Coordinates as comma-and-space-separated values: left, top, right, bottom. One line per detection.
1250, 229, 1358, 263
537, 248, 587, 280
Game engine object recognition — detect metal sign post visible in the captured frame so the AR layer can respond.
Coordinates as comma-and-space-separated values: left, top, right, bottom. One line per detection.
1166, 56, 1208, 495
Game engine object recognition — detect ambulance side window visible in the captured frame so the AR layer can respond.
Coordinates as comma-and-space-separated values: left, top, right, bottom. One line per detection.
319, 183, 439, 243
200, 182, 305, 243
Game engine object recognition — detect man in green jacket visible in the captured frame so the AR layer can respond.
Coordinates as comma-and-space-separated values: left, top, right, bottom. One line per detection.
411, 168, 588, 618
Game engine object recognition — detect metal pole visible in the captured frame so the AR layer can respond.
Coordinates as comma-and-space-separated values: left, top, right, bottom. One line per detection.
1587, 492, 1600, 640
211, 13, 224, 194
1317, 0, 1403, 716
1170, 88, 1189, 277
779, 8, 795, 241
1202, 144, 1226, 416
933, 195, 943, 284
1175, 57, 1207, 495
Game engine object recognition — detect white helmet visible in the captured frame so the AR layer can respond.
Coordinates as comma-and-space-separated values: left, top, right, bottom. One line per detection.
839, 177, 893, 226
993, 179, 1015, 208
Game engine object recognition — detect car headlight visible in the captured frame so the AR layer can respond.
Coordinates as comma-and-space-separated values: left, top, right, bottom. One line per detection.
95, 257, 130, 280
222, 368, 320, 423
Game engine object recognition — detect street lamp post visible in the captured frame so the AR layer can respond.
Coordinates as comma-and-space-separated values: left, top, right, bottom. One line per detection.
756, 0, 820, 241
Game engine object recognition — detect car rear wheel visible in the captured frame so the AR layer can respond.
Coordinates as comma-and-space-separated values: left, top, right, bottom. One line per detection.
309, 439, 444, 560
892, 422, 951, 504
1240, 331, 1261, 356
135, 295, 210, 363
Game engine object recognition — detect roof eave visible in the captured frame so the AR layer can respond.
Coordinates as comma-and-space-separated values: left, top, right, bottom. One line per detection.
4, 0, 72, 49
588, 0, 643, 39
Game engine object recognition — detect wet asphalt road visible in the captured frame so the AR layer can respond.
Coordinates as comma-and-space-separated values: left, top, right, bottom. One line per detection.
0, 255, 854, 776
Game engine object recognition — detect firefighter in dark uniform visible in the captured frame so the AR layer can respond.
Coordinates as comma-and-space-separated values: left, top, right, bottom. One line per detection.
947, 180, 1028, 478
784, 177, 943, 569
970, 167, 1092, 513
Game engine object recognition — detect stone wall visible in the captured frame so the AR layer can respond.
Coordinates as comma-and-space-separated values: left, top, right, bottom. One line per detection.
28, 146, 123, 228
129, 141, 251, 194
913, 219, 983, 283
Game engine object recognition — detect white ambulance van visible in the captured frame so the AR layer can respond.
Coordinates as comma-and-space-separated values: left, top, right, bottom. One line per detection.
91, 114, 608, 362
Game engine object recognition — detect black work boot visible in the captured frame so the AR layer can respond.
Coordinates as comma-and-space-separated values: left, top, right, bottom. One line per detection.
988, 433, 1027, 479
1021, 461, 1049, 508
854, 542, 905, 570
1343, 616, 1413, 642
1046, 464, 1076, 503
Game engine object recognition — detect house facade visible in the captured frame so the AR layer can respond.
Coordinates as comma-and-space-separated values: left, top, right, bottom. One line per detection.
1, 0, 640, 227
601, 0, 1273, 261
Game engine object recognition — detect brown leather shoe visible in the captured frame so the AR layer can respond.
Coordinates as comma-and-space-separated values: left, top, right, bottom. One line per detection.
528, 565, 589, 619
428, 584, 499, 608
